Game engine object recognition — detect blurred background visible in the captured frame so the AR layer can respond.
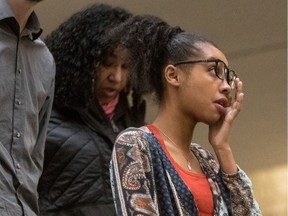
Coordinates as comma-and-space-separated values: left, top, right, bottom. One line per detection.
36, 1, 287, 215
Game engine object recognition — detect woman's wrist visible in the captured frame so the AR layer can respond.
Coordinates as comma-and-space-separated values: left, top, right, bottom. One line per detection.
213, 144, 238, 174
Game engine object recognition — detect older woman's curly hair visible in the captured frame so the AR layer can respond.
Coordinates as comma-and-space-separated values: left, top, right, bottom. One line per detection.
45, 4, 132, 109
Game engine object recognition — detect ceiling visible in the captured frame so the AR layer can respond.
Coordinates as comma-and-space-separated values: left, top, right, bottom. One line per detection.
35, 0, 287, 173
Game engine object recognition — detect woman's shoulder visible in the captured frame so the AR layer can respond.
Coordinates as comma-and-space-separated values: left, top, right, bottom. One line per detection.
47, 109, 72, 133
118, 126, 151, 136
115, 126, 153, 148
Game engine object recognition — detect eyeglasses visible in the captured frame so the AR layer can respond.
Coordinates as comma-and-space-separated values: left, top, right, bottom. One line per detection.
173, 59, 237, 89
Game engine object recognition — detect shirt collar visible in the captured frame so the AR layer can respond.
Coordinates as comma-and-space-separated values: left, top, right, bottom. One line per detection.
0, 0, 43, 40
23, 12, 43, 40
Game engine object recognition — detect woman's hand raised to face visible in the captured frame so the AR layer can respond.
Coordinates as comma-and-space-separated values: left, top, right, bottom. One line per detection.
208, 78, 243, 174
208, 78, 244, 149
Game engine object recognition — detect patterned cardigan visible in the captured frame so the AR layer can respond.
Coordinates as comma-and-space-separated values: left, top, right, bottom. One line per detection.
110, 126, 262, 216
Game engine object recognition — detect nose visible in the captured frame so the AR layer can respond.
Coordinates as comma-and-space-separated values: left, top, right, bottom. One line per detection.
108, 67, 124, 83
220, 79, 232, 95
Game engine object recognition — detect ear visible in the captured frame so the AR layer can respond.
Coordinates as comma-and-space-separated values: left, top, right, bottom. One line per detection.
163, 64, 181, 87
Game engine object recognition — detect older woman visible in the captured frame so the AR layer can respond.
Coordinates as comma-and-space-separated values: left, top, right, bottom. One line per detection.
37, 4, 145, 216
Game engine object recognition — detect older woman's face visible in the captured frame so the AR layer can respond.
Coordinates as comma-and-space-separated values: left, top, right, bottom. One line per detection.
95, 48, 129, 105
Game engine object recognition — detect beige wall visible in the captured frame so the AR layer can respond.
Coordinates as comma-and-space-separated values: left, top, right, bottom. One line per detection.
36, 1, 287, 214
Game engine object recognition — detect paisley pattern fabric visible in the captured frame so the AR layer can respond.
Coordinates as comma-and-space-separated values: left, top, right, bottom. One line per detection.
110, 127, 262, 216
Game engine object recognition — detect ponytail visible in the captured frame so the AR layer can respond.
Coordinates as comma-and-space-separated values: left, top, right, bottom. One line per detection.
104, 15, 183, 101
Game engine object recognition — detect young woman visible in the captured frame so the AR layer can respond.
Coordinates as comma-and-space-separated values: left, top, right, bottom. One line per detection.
108, 15, 262, 215
37, 5, 145, 216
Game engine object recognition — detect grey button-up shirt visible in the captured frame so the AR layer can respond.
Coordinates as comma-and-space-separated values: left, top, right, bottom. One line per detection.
0, 1, 55, 215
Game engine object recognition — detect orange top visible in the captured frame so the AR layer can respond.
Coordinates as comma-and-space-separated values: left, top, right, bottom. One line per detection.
148, 125, 214, 216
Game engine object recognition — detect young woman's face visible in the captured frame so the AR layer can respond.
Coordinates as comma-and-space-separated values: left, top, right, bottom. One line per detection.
95, 48, 129, 105
177, 42, 232, 124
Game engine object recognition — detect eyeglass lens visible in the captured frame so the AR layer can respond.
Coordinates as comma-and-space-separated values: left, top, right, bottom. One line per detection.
216, 61, 235, 87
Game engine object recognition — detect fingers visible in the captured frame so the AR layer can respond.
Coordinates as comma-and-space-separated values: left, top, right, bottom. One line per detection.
234, 78, 244, 108
225, 78, 244, 121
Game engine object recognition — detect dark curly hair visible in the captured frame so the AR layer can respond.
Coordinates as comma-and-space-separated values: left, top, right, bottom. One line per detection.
45, 4, 132, 109
104, 15, 216, 103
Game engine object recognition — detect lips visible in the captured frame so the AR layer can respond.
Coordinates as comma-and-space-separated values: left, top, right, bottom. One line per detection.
214, 98, 229, 114
105, 88, 118, 96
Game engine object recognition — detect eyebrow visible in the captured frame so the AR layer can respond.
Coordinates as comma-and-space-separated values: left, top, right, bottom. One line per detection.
206, 57, 219, 61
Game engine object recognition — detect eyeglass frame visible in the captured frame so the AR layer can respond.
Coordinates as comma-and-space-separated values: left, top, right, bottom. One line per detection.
173, 59, 237, 88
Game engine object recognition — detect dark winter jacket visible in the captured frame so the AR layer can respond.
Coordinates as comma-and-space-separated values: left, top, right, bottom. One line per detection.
38, 93, 145, 216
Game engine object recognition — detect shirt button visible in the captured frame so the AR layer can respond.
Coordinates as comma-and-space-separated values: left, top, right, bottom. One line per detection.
16, 163, 21, 169
16, 99, 22, 105
15, 132, 21, 138
18, 68, 22, 73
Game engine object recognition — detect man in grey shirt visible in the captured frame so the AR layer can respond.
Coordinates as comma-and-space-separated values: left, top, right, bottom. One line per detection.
0, 0, 55, 215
